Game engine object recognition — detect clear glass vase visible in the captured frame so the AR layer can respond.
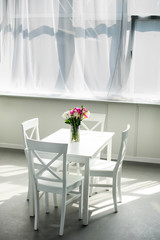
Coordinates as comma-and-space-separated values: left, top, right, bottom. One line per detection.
70, 124, 80, 142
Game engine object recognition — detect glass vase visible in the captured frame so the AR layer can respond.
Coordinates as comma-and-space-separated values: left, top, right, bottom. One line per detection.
70, 124, 80, 142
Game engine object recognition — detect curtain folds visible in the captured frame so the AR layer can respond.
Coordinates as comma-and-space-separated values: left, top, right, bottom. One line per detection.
1, 0, 160, 104
0, 0, 127, 101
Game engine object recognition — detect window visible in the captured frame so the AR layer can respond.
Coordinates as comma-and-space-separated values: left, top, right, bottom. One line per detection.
128, 16, 160, 103
0, 0, 160, 104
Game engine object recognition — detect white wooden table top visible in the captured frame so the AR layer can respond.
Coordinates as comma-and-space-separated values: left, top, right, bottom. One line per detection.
43, 128, 115, 159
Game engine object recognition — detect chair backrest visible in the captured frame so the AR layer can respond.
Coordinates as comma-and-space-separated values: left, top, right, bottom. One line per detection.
81, 113, 106, 131
21, 118, 40, 149
115, 124, 130, 173
27, 139, 68, 188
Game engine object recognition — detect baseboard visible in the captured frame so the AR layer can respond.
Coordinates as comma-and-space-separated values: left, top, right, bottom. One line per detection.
0, 143, 160, 164
0, 143, 23, 150
101, 153, 160, 164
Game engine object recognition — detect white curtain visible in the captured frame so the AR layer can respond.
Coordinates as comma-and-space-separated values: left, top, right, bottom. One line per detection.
0, 0, 127, 100
1, 0, 160, 103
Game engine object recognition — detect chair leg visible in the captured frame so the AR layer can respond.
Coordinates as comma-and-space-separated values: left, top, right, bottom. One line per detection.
27, 191, 29, 201
59, 194, 66, 236
112, 178, 118, 213
26, 165, 30, 201
89, 176, 94, 197
53, 193, 58, 208
76, 163, 82, 175
27, 171, 32, 201
34, 190, 39, 230
117, 171, 122, 202
45, 192, 49, 213
28, 175, 34, 217
79, 183, 83, 220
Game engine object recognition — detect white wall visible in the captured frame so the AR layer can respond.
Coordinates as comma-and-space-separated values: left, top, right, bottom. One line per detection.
1, 96, 160, 163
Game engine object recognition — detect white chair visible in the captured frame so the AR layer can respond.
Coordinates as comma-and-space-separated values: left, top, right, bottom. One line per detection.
21, 118, 62, 207
27, 139, 84, 236
89, 124, 130, 212
81, 113, 106, 132
69, 113, 106, 175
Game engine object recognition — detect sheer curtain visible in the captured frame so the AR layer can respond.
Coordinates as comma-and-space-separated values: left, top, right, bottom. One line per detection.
0, 0, 128, 101
1, 0, 160, 103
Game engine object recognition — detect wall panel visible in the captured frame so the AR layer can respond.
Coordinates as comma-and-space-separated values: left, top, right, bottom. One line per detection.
0, 96, 160, 163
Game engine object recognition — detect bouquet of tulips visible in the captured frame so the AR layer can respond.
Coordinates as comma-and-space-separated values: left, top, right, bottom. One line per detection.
62, 105, 90, 141
62, 105, 90, 126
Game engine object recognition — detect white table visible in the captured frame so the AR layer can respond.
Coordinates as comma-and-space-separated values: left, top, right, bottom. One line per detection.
43, 128, 114, 225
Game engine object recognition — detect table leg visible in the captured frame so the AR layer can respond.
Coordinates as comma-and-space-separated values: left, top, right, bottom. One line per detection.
83, 159, 90, 225
106, 139, 112, 186
107, 139, 112, 161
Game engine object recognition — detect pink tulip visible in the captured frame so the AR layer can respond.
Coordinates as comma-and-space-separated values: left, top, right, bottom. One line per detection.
70, 109, 75, 115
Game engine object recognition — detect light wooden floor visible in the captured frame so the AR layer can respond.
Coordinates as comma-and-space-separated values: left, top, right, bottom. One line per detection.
0, 148, 160, 240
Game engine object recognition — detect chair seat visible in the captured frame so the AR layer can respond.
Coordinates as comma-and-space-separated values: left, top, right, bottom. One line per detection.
37, 172, 84, 194
90, 159, 116, 171
87, 159, 116, 178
